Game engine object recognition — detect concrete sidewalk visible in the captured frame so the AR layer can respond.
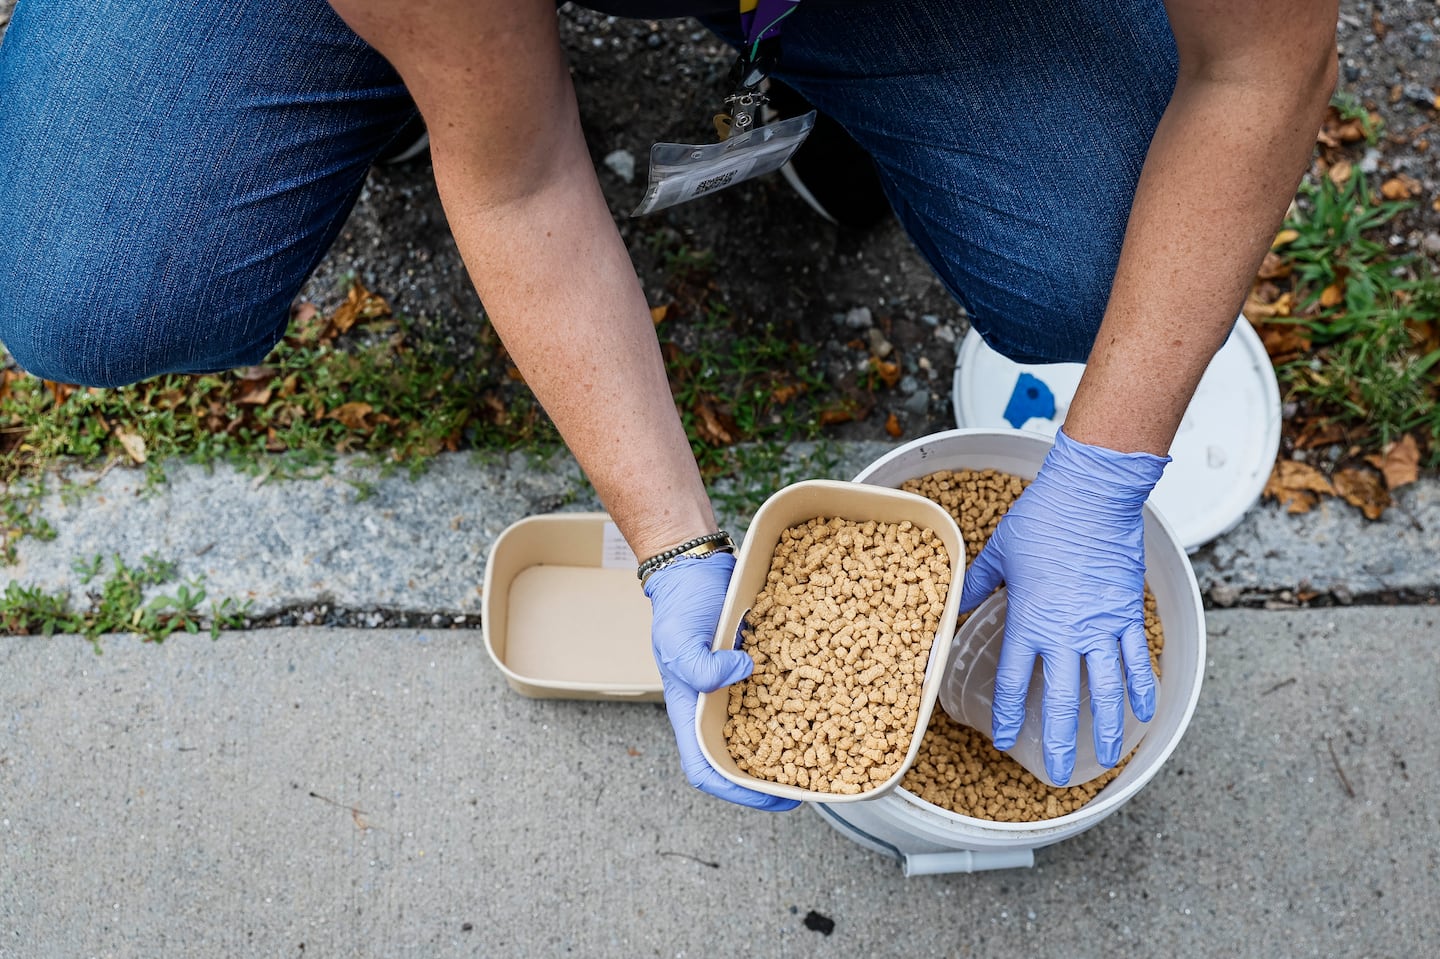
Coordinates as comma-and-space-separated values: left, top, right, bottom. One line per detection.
11, 446, 1440, 620
2, 607, 1435, 958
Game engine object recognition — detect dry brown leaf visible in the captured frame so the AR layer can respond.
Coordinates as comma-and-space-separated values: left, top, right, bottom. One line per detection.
1250, 280, 1282, 302
1317, 107, 1368, 148
1255, 251, 1293, 280
1254, 322, 1312, 361
291, 301, 318, 325
331, 280, 391, 336
1271, 229, 1300, 248
885, 412, 903, 438
1406, 319, 1440, 355
1262, 459, 1335, 514
328, 401, 375, 432
265, 428, 288, 453
115, 430, 148, 465
694, 401, 737, 445
818, 407, 855, 426
235, 367, 275, 406
871, 358, 902, 389
770, 383, 802, 404
44, 381, 75, 405
152, 388, 187, 410
1294, 418, 1347, 450
1319, 283, 1345, 308
1380, 175, 1422, 200
1364, 434, 1421, 491
1333, 468, 1390, 520
1244, 289, 1293, 320
1326, 159, 1353, 185
650, 304, 670, 325
1332, 120, 1366, 144
0, 369, 16, 403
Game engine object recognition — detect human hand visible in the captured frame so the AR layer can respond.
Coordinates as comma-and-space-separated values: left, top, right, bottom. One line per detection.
957, 429, 1168, 785
645, 552, 800, 811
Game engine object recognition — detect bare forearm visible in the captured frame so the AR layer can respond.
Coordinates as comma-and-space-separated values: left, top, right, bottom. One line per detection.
1066, 3, 1337, 455
443, 149, 718, 560
328, 0, 715, 559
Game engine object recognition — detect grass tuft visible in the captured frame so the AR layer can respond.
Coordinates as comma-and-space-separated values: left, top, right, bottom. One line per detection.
1267, 172, 1440, 458
1, 553, 250, 642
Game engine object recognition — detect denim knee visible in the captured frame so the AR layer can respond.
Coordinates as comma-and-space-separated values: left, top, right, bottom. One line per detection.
0, 267, 287, 389
0, 0, 405, 388
749, 0, 1177, 366
953, 234, 1120, 367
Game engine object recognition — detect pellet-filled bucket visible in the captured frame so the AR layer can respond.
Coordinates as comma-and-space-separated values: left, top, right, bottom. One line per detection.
813, 430, 1206, 876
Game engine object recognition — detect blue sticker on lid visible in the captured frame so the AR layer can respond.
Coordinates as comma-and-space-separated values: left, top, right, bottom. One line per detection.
1002, 373, 1056, 429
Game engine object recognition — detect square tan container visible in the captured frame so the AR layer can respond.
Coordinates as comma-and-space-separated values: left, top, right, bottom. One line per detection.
695, 479, 967, 804
482, 512, 661, 701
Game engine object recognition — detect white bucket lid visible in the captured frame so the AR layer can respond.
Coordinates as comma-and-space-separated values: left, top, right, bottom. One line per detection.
951, 318, 1281, 552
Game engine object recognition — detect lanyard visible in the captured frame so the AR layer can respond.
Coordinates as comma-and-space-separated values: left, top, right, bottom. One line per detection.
740, 0, 803, 52
724, 0, 802, 134
634, 0, 818, 213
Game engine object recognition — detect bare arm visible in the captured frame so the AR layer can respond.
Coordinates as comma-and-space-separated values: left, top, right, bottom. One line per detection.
1064, 0, 1338, 454
326, 0, 714, 561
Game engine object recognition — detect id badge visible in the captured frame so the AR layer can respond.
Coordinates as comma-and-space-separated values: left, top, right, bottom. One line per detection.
631, 111, 815, 217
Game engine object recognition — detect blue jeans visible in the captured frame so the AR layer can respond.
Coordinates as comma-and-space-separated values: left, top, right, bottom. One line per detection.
0, 0, 1177, 387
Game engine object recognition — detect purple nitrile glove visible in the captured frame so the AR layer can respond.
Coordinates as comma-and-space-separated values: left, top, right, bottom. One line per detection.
957, 428, 1168, 786
644, 551, 800, 811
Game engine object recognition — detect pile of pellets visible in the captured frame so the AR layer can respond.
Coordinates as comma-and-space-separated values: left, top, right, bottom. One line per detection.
897, 468, 1166, 822
723, 517, 952, 795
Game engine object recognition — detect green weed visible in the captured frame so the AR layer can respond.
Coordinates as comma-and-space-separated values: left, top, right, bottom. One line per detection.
1329, 91, 1383, 145
1274, 172, 1440, 456
0, 288, 560, 491
1283, 171, 1413, 317
663, 304, 832, 482
0, 553, 252, 644
1, 483, 55, 564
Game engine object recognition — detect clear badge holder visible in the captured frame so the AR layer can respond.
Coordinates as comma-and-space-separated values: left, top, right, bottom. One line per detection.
631, 111, 816, 217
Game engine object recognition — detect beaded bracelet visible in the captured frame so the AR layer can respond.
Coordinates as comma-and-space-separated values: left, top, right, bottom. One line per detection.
636, 531, 735, 585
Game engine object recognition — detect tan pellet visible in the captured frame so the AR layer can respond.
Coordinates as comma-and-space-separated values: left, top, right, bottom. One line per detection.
723, 517, 951, 795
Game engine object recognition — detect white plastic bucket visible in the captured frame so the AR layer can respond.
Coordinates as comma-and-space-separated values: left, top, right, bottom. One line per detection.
813, 429, 1206, 876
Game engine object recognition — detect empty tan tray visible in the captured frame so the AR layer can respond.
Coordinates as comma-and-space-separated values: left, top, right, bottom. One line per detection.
483, 512, 661, 701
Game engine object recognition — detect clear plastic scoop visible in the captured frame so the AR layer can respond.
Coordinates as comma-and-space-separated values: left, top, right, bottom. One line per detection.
938, 588, 1150, 787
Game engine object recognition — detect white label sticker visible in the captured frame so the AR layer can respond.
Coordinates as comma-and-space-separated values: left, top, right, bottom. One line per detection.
601, 522, 638, 569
